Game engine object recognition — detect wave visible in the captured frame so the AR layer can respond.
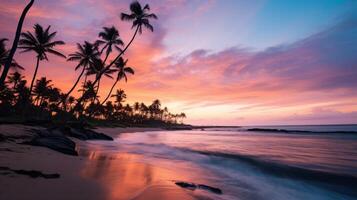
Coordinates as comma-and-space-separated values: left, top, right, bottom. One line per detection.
246, 128, 357, 134
181, 148, 357, 196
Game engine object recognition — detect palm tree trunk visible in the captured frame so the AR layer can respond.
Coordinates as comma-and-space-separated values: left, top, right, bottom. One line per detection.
29, 56, 40, 97
93, 26, 139, 87
65, 64, 85, 98
75, 26, 139, 108
56, 64, 85, 107
82, 74, 88, 96
94, 78, 101, 102
0, 0, 34, 86
102, 50, 110, 65
101, 79, 118, 105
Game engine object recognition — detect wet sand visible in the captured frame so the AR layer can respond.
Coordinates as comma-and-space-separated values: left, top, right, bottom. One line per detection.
0, 125, 208, 200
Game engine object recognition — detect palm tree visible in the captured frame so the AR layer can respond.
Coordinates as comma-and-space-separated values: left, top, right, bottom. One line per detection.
0, 38, 24, 72
75, 80, 97, 116
179, 112, 186, 124
7, 72, 24, 89
67, 96, 75, 110
87, 1, 157, 90
112, 89, 126, 106
133, 102, 140, 115
121, 1, 157, 37
96, 26, 124, 64
33, 77, 52, 106
18, 24, 66, 96
64, 41, 100, 101
78, 80, 97, 104
150, 99, 161, 119
0, 0, 34, 86
101, 57, 134, 105
86, 58, 116, 102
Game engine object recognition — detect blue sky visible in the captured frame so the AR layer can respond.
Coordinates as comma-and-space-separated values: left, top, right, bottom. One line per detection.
164, 0, 357, 55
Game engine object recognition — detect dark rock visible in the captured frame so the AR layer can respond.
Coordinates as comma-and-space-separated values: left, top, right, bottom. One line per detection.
165, 125, 193, 130
83, 129, 113, 140
13, 169, 60, 178
66, 128, 89, 140
47, 127, 113, 141
175, 181, 222, 194
0, 148, 14, 152
0, 166, 60, 179
0, 134, 6, 142
24, 129, 77, 156
66, 128, 113, 141
198, 184, 223, 194
175, 181, 197, 190
26, 136, 77, 155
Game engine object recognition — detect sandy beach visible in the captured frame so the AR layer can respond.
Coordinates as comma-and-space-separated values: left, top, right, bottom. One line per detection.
0, 125, 209, 200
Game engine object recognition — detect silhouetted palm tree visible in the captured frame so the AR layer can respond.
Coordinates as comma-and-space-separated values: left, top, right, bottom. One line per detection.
121, 1, 157, 34
0, 0, 34, 86
85, 1, 157, 92
86, 58, 116, 102
0, 38, 24, 72
179, 112, 186, 124
7, 72, 24, 89
64, 41, 100, 101
101, 57, 134, 105
18, 24, 65, 96
112, 89, 126, 106
133, 102, 140, 115
78, 80, 97, 104
33, 77, 52, 106
148, 100, 160, 119
96, 26, 124, 64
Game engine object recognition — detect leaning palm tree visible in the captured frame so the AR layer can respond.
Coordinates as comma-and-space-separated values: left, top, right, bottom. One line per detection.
121, 1, 157, 42
63, 41, 99, 101
101, 57, 134, 105
75, 1, 157, 108
18, 24, 66, 96
96, 26, 124, 64
0, 0, 34, 86
90, 1, 157, 88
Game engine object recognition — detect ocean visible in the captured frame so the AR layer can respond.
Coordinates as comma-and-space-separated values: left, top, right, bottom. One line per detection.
80, 125, 357, 200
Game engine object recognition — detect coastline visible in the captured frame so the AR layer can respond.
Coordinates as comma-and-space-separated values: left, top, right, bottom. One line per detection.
0, 124, 206, 200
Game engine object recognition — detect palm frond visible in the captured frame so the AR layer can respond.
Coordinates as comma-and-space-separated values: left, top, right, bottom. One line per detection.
114, 45, 123, 52
124, 67, 135, 74
43, 40, 65, 48
121, 13, 136, 21
47, 49, 66, 58
143, 4, 150, 11
130, 1, 142, 14
146, 13, 158, 19
143, 22, 154, 32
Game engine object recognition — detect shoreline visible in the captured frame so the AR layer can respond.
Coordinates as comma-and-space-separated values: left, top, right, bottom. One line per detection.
0, 124, 212, 200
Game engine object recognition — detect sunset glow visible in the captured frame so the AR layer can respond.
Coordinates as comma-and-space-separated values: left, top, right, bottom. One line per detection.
1, 0, 356, 125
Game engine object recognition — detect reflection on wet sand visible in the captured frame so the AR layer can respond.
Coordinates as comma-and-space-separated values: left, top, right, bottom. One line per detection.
79, 149, 200, 200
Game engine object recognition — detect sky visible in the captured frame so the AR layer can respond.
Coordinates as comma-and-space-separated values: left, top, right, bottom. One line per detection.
1, 0, 357, 125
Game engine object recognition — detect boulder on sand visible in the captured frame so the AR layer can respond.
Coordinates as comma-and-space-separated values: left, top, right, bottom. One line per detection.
24, 129, 78, 156
60, 127, 113, 141
175, 181, 222, 194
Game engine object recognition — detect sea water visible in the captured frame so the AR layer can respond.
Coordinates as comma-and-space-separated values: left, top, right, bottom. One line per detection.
82, 125, 357, 200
